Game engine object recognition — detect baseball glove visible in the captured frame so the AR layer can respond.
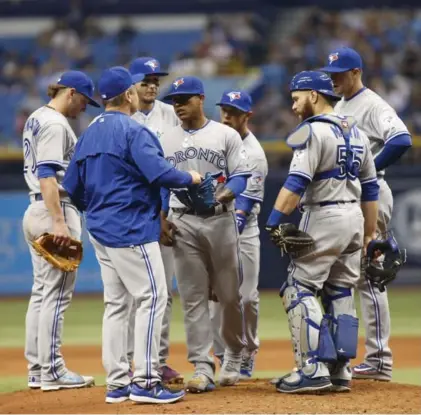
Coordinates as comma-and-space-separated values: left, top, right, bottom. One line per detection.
265, 223, 314, 256
173, 172, 222, 214
361, 232, 406, 292
31, 233, 83, 272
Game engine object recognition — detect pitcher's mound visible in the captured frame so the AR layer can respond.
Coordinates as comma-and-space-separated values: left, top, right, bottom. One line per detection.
0, 379, 420, 414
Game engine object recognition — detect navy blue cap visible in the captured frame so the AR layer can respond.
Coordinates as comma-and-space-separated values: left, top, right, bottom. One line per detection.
98, 66, 144, 101
164, 76, 204, 99
129, 57, 169, 77
319, 47, 363, 73
57, 70, 100, 107
216, 89, 252, 112
289, 70, 341, 100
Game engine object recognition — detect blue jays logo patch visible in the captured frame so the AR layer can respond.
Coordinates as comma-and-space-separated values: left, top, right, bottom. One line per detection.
328, 53, 339, 65
145, 59, 159, 71
173, 78, 184, 89
227, 91, 241, 101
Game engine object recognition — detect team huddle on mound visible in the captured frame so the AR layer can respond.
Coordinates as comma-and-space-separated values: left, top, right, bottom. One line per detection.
22, 47, 410, 404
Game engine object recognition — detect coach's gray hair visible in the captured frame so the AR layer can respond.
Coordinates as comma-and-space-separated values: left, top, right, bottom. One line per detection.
102, 86, 135, 108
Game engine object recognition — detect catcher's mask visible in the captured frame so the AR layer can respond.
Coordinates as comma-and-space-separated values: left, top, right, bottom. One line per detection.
361, 231, 407, 292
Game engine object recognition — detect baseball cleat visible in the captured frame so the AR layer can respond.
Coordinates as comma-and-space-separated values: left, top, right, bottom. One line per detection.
41, 371, 95, 391
219, 357, 241, 386
186, 373, 216, 393
330, 379, 351, 392
270, 366, 298, 385
160, 365, 184, 385
240, 353, 255, 379
352, 363, 391, 381
106, 385, 131, 403
275, 370, 332, 394
129, 383, 185, 404
28, 373, 41, 389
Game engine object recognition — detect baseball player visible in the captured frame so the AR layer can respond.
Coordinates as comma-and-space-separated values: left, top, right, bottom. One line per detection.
160, 76, 251, 393
62, 67, 202, 404
22, 71, 99, 391
127, 57, 182, 384
209, 90, 268, 378
266, 71, 379, 393
320, 47, 412, 381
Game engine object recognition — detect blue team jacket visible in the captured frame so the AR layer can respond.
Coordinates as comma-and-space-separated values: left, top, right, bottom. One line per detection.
63, 110, 173, 248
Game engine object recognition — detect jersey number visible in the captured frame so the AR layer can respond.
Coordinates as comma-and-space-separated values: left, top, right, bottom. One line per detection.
336, 145, 364, 180
23, 138, 37, 174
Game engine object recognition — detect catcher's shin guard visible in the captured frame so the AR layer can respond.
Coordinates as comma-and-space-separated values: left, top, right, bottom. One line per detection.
280, 279, 330, 378
321, 283, 359, 361
321, 283, 358, 388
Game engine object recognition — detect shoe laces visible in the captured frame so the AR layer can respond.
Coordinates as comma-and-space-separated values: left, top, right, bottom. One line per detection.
241, 355, 254, 372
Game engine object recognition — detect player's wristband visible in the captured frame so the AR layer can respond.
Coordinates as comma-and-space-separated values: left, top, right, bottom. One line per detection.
266, 208, 288, 227
235, 212, 247, 234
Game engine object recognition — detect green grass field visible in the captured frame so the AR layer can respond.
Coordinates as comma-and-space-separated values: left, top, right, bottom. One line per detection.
0, 288, 420, 393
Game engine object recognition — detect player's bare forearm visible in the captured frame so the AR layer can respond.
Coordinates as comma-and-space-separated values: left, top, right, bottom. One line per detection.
40, 177, 66, 224
274, 187, 301, 215
361, 201, 378, 238
216, 187, 235, 204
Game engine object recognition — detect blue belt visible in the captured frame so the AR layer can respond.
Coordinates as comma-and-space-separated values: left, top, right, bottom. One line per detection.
318, 200, 357, 207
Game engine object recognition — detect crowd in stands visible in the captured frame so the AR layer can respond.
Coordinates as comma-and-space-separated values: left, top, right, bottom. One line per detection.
251, 8, 421, 143
1, 7, 420, 158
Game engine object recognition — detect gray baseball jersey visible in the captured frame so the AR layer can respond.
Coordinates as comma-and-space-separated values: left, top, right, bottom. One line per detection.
23, 106, 77, 199
335, 88, 409, 176
131, 100, 180, 140
211, 131, 268, 361
127, 99, 181, 369
22, 105, 82, 383
161, 120, 250, 380
335, 88, 408, 377
291, 118, 376, 206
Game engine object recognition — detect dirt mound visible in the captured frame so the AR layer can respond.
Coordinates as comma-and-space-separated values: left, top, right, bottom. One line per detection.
0, 380, 420, 414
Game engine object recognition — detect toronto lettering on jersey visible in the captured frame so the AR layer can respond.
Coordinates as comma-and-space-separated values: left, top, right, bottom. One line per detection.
166, 147, 226, 169
24, 117, 41, 137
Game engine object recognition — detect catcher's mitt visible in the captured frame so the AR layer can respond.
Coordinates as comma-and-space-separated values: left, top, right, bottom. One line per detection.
361, 231, 406, 292
173, 172, 222, 214
31, 233, 83, 272
265, 223, 314, 256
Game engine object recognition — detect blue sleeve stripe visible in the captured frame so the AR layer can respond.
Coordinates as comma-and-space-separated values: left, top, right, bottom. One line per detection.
239, 193, 263, 202
289, 170, 312, 181
38, 165, 57, 179
385, 131, 411, 144
284, 174, 310, 196
361, 181, 379, 202
360, 177, 377, 185
229, 171, 252, 179
37, 160, 65, 168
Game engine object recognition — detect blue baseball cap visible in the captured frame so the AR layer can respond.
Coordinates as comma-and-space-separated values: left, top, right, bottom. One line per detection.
98, 66, 144, 101
129, 57, 169, 77
164, 76, 205, 99
289, 70, 341, 100
216, 89, 252, 112
57, 70, 100, 107
319, 47, 363, 73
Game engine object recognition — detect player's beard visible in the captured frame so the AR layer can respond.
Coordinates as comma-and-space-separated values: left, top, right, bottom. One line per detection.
299, 98, 314, 122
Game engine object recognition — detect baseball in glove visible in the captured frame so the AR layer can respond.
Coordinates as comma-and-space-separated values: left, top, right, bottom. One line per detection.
31, 233, 83, 272
265, 223, 315, 256
173, 172, 222, 214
